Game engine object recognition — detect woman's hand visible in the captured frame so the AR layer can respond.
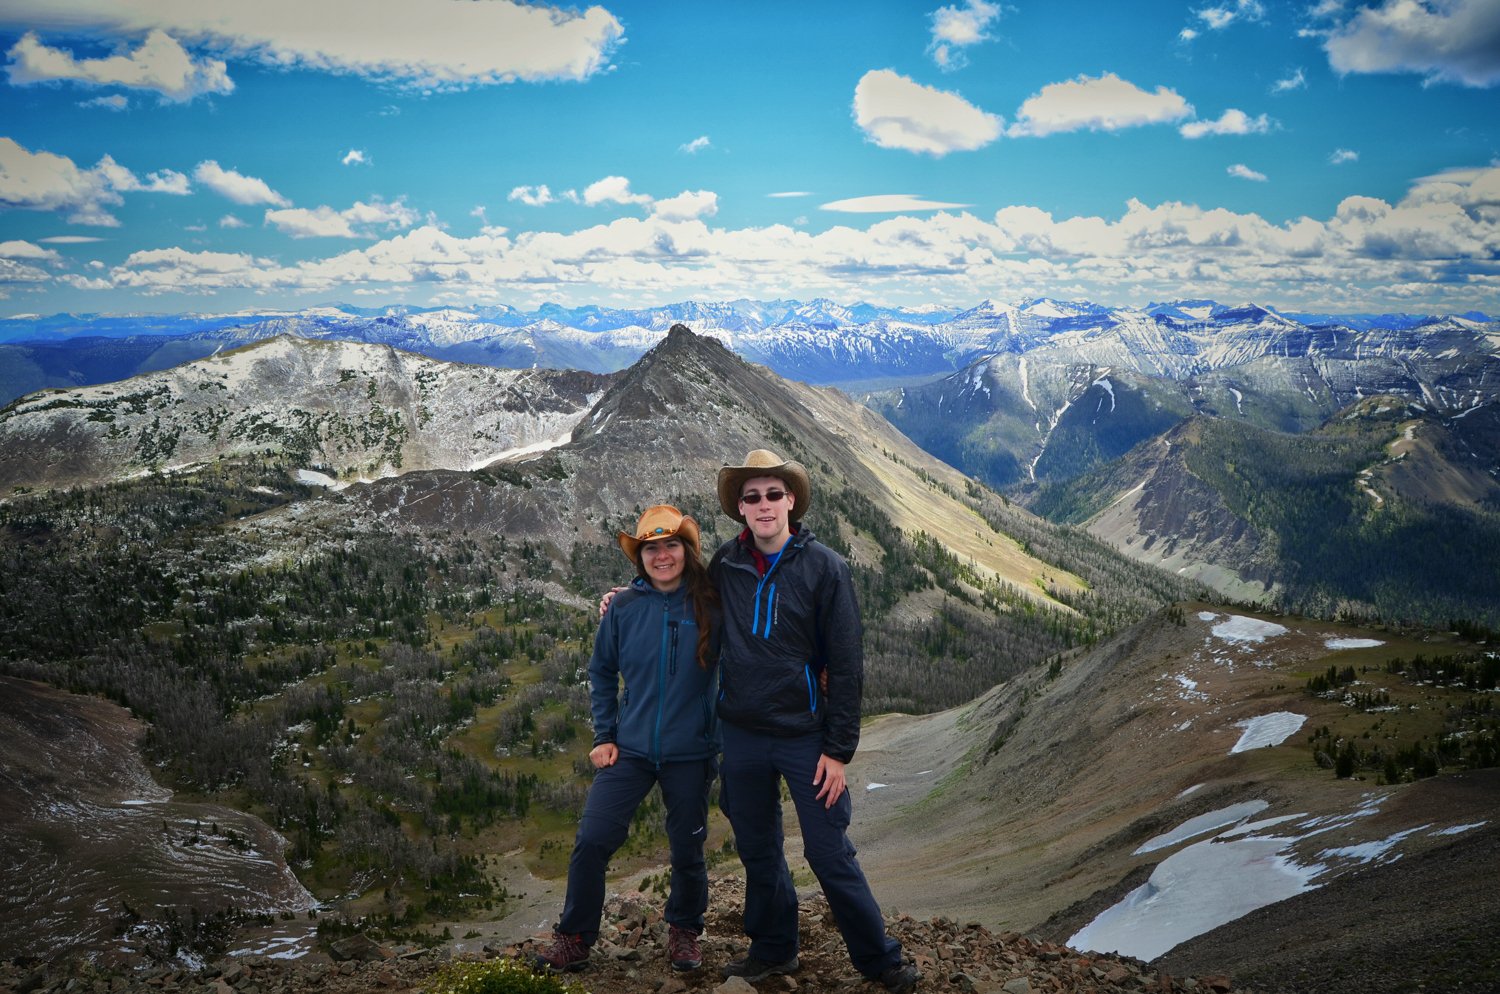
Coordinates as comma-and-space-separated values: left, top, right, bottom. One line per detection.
590, 743, 619, 768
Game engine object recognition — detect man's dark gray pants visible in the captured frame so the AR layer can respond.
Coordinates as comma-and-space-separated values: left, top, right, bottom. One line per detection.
719, 722, 902, 978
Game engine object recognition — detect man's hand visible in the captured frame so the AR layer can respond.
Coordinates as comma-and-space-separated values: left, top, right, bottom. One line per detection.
813, 754, 846, 808
590, 743, 619, 768
598, 585, 628, 619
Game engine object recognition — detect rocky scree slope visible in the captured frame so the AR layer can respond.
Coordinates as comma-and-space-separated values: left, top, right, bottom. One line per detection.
0, 878, 1257, 994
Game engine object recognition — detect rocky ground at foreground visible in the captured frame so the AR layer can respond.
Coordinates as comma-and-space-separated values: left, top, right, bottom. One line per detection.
0, 877, 1249, 994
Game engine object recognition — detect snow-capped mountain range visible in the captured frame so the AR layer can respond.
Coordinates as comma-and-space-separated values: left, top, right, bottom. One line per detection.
3, 296, 1493, 396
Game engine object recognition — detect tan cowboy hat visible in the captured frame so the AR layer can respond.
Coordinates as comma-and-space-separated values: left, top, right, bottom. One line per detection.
617, 504, 702, 563
716, 448, 811, 524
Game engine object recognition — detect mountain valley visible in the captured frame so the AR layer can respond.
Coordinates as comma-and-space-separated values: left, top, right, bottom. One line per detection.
0, 317, 1496, 993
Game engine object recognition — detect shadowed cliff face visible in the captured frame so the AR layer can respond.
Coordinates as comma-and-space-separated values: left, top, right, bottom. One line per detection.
0, 677, 317, 963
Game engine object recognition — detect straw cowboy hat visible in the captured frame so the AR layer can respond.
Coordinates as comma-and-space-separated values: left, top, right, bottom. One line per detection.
716, 448, 812, 524
617, 504, 702, 562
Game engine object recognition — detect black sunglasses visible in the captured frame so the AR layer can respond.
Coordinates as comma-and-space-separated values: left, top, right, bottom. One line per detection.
739, 489, 787, 505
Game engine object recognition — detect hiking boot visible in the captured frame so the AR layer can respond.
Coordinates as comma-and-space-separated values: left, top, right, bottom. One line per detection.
667, 925, 702, 971
877, 958, 921, 993
722, 953, 799, 981
533, 931, 589, 972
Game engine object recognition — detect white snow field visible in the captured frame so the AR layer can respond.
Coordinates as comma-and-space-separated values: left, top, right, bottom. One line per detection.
1230, 712, 1308, 754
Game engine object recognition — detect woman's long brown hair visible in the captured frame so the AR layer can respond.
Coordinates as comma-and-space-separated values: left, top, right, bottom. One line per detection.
636, 538, 719, 670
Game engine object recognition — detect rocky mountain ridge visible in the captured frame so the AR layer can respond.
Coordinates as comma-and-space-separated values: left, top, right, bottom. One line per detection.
0, 336, 609, 492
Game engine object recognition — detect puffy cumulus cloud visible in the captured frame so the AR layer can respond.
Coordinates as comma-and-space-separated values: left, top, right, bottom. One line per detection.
679, 136, 711, 154
0, 138, 187, 225
821, 194, 973, 213
508, 184, 556, 207
1009, 73, 1192, 137
66, 165, 1500, 312
219, 214, 247, 228
193, 160, 289, 207
651, 190, 718, 222
1228, 163, 1269, 181
1324, 0, 1500, 87
342, 149, 367, 166
1180, 108, 1274, 138
265, 198, 418, 238
5, 29, 232, 102
583, 175, 652, 207
107, 246, 280, 294
852, 69, 1002, 155
927, 0, 1001, 71
0, 0, 623, 89
1330, 148, 1359, 164
95, 157, 191, 195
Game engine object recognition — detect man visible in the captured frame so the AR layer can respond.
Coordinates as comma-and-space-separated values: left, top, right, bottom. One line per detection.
710, 448, 919, 993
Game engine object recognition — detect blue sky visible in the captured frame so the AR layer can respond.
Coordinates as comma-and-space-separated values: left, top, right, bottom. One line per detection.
0, 0, 1497, 317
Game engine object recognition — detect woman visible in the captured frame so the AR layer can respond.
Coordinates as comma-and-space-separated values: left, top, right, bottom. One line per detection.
535, 504, 720, 974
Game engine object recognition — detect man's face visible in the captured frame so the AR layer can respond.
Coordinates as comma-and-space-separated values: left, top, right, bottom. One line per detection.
739, 474, 794, 548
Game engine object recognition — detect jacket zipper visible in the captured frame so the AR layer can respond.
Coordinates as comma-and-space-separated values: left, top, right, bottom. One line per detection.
750, 536, 793, 639
653, 596, 669, 767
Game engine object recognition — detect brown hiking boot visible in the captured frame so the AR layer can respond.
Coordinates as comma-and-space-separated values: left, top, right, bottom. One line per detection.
668, 925, 702, 971
533, 931, 589, 972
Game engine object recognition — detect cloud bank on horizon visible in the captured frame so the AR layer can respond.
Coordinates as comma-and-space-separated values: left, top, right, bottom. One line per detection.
0, 0, 1497, 316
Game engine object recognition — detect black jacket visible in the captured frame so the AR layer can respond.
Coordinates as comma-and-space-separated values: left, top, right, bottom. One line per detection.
710, 526, 864, 762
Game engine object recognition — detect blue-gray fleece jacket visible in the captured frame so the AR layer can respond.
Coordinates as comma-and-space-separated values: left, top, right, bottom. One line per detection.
589, 578, 718, 764
710, 527, 865, 762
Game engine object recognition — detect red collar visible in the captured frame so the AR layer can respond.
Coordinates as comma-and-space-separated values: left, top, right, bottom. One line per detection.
737, 525, 798, 576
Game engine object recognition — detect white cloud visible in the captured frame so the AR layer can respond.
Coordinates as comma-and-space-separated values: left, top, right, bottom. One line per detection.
1194, 0, 1266, 31
927, 0, 1001, 71
1272, 68, 1307, 92
0, 138, 186, 225
95, 158, 191, 195
0, 0, 624, 89
852, 69, 1002, 155
651, 190, 718, 222
219, 214, 247, 228
1323, 0, 1500, 87
342, 149, 367, 166
1180, 109, 1274, 138
38, 235, 104, 244
583, 175, 652, 207
1009, 73, 1192, 137
0, 239, 60, 261
193, 160, 289, 206
769, 191, 812, 198
679, 136, 711, 154
5, 29, 232, 102
821, 194, 973, 213
79, 93, 129, 111
1179, 27, 1200, 41
508, 185, 556, 207
1228, 163, 1269, 181
1330, 148, 1359, 164
265, 198, 418, 238
56, 164, 1500, 314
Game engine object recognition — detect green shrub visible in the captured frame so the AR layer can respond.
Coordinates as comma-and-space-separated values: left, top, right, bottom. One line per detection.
427, 959, 586, 994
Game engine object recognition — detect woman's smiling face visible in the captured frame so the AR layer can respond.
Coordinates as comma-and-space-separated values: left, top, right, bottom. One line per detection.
640, 536, 686, 592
